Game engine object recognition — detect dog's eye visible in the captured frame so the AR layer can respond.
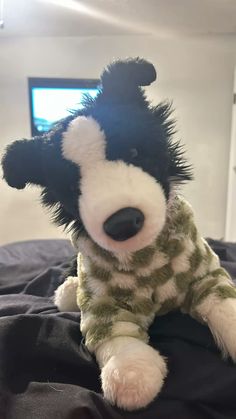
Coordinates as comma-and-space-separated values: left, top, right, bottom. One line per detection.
130, 148, 138, 159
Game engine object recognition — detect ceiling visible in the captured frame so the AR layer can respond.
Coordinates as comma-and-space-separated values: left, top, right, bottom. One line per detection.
1, 0, 236, 38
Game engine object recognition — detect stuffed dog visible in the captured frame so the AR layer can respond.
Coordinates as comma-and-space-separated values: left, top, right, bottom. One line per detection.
2, 58, 236, 411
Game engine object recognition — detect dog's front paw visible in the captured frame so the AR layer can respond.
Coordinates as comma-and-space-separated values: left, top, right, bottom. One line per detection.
207, 298, 236, 361
54, 276, 79, 312
101, 345, 167, 410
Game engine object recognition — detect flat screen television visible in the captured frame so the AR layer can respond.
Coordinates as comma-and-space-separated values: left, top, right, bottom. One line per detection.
28, 77, 99, 136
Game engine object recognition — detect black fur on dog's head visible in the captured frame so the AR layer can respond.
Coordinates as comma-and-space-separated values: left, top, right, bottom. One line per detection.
2, 58, 192, 253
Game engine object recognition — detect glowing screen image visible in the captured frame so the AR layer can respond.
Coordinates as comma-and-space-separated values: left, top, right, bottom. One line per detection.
31, 87, 99, 135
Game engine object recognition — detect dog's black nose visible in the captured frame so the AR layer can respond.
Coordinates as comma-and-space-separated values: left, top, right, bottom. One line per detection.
103, 207, 144, 241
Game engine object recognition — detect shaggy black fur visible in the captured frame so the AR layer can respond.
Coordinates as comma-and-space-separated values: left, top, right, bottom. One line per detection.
1, 58, 192, 237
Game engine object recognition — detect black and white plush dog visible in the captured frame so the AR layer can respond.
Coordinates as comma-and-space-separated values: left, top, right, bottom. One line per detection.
2, 58, 236, 411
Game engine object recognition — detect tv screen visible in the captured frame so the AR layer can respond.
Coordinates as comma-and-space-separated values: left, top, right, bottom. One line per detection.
28, 78, 99, 136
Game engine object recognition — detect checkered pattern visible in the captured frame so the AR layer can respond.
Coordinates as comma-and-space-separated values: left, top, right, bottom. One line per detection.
74, 196, 236, 352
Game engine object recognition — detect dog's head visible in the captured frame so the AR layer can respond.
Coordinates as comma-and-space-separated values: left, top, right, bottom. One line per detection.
2, 58, 192, 253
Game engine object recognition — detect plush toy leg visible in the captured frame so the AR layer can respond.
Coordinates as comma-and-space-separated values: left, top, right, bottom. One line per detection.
96, 336, 167, 411
202, 298, 236, 361
54, 276, 79, 312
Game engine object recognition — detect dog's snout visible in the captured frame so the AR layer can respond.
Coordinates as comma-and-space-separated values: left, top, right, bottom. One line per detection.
103, 207, 144, 241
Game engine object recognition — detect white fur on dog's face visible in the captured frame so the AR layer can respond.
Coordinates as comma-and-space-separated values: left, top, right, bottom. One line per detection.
62, 116, 167, 253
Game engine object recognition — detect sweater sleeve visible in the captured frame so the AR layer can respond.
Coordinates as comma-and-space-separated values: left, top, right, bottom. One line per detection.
76, 254, 154, 352
173, 199, 236, 320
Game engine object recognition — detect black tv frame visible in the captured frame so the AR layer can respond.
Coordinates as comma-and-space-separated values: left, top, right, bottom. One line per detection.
28, 77, 99, 136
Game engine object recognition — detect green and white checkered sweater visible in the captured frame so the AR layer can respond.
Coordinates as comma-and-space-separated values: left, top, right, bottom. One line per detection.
74, 196, 236, 352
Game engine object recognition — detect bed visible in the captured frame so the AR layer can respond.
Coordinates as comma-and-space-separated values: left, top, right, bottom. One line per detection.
1, 238, 236, 419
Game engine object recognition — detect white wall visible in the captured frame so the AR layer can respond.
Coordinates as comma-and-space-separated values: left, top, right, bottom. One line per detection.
0, 35, 235, 244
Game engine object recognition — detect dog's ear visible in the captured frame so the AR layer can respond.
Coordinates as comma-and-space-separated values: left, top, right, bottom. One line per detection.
1, 137, 46, 189
99, 57, 156, 105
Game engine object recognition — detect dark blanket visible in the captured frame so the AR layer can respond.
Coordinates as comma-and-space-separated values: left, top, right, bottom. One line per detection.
1, 239, 236, 419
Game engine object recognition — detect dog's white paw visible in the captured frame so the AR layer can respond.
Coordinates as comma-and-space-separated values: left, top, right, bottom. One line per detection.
54, 276, 79, 312
207, 298, 236, 361
100, 343, 167, 410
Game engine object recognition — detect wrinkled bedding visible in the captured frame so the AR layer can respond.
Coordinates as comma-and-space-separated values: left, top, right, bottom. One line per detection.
0, 238, 236, 419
